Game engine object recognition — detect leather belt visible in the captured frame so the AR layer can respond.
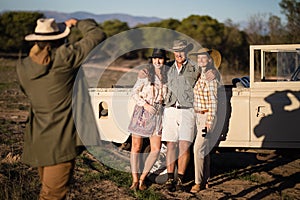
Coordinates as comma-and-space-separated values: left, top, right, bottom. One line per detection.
195, 109, 209, 114
170, 104, 191, 109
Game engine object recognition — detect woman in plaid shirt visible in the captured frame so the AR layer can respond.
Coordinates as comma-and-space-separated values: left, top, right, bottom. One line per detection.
189, 47, 221, 193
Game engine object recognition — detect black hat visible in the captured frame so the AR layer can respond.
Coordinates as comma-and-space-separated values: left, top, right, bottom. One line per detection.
149, 48, 169, 59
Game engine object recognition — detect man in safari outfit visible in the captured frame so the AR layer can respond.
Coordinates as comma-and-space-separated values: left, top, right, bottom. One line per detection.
162, 40, 199, 192
16, 18, 106, 199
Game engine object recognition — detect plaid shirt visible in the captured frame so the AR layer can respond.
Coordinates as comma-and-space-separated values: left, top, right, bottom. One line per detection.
193, 70, 218, 125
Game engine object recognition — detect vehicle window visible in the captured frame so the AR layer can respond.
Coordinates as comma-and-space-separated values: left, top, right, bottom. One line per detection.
254, 50, 300, 82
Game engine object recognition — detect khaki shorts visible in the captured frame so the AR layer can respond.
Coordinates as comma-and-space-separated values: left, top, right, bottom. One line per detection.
161, 107, 195, 142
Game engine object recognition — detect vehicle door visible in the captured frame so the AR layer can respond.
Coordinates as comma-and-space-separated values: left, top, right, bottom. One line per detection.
249, 45, 300, 148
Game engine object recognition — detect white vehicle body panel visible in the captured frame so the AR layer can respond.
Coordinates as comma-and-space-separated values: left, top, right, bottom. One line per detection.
89, 44, 300, 148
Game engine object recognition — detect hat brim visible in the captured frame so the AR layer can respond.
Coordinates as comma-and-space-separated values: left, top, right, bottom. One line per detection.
148, 55, 170, 60
189, 48, 211, 55
25, 23, 70, 41
190, 49, 222, 68
171, 43, 194, 52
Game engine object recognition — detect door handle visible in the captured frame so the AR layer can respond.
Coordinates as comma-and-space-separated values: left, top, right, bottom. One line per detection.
256, 106, 265, 117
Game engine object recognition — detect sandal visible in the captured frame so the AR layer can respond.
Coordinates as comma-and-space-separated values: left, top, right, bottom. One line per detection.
190, 184, 201, 193
129, 182, 139, 190
139, 180, 147, 191
205, 182, 210, 189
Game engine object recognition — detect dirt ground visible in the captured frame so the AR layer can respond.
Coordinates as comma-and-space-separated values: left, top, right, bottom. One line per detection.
1, 105, 300, 200
0, 58, 300, 199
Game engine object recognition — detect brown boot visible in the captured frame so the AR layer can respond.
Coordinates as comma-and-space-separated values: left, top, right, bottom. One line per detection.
165, 178, 176, 192
176, 177, 183, 191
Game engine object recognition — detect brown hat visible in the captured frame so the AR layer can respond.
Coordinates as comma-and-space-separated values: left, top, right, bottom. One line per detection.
149, 48, 169, 59
171, 39, 194, 52
25, 18, 70, 41
190, 47, 222, 68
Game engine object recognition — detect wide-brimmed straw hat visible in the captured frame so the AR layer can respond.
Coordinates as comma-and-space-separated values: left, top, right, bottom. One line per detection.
149, 48, 169, 60
25, 18, 70, 41
190, 47, 222, 68
171, 39, 194, 52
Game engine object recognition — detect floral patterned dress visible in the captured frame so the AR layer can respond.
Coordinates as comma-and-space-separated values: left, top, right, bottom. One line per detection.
128, 67, 167, 137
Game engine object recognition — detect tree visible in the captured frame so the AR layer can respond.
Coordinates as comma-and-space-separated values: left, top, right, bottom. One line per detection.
222, 20, 249, 72
176, 15, 250, 72
142, 18, 181, 30
101, 19, 144, 59
176, 15, 224, 47
279, 0, 300, 43
268, 15, 286, 44
101, 19, 129, 37
244, 13, 270, 45
135, 18, 181, 58
0, 11, 44, 53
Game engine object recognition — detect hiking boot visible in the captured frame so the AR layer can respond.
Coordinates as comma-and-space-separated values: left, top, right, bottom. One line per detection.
190, 184, 201, 193
165, 178, 176, 192
175, 177, 183, 191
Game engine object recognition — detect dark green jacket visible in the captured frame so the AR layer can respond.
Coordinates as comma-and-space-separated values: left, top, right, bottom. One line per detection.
16, 19, 106, 167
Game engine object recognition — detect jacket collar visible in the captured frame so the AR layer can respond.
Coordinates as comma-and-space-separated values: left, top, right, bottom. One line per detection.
23, 57, 50, 79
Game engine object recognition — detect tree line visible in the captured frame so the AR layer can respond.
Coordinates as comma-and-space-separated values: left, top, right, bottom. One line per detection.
0, 0, 299, 72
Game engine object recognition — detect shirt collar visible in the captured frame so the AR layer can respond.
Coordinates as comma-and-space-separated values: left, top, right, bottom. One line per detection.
175, 59, 188, 73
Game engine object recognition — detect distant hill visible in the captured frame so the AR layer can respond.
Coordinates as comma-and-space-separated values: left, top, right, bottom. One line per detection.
41, 11, 162, 27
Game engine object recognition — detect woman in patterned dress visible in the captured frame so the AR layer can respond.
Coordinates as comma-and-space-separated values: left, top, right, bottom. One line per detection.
128, 48, 168, 190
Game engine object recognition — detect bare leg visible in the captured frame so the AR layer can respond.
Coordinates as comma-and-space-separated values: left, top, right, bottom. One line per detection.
130, 134, 143, 189
139, 135, 161, 181
177, 140, 191, 175
166, 142, 177, 174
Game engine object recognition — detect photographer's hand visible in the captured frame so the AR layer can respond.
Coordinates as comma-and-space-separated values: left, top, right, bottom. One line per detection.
65, 18, 78, 28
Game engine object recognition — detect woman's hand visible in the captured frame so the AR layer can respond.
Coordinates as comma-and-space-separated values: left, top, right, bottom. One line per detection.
205, 69, 216, 81
206, 123, 212, 132
143, 103, 157, 114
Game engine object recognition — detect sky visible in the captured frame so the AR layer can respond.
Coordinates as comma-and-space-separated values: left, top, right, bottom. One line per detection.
1, 0, 284, 23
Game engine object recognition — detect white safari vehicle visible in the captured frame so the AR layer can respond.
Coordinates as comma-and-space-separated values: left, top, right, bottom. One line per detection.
89, 44, 300, 149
